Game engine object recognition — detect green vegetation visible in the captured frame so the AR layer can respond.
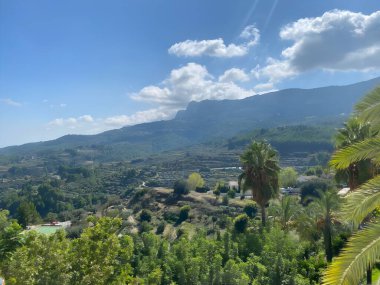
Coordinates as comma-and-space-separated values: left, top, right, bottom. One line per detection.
279, 167, 298, 188
187, 172, 205, 191
173, 180, 190, 196
324, 87, 380, 283
227, 125, 336, 154
0, 211, 329, 284
2, 86, 380, 284
239, 141, 280, 226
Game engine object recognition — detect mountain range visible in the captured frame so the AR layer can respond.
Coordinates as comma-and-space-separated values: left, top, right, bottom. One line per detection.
1, 76, 380, 159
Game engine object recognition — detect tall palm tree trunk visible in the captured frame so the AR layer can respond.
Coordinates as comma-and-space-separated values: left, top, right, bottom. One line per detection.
324, 217, 333, 262
348, 163, 359, 190
367, 267, 372, 284
260, 203, 267, 227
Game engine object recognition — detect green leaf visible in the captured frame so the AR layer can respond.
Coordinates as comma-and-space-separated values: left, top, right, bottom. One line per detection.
329, 137, 380, 169
356, 87, 380, 128
341, 175, 380, 227
323, 223, 380, 285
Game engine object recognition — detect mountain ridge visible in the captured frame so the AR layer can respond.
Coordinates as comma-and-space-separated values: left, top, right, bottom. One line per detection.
1, 76, 380, 158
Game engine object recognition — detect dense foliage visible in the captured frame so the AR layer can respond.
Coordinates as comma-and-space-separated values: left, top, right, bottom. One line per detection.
0, 211, 328, 285
2, 86, 380, 284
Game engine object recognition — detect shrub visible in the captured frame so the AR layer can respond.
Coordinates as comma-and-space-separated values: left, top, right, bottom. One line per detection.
244, 201, 258, 218
222, 195, 229, 206
195, 186, 210, 193
163, 211, 178, 223
179, 205, 191, 222
139, 221, 152, 233
173, 180, 190, 196
300, 179, 332, 205
139, 209, 152, 222
234, 214, 249, 233
227, 189, 236, 199
156, 221, 166, 235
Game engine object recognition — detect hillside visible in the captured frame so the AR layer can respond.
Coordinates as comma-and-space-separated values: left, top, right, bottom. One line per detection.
1, 76, 380, 160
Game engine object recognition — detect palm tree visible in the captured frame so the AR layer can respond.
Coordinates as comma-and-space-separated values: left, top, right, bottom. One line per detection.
332, 117, 376, 282
239, 141, 280, 226
310, 189, 341, 263
335, 117, 372, 148
323, 86, 380, 284
334, 116, 374, 190
270, 196, 301, 231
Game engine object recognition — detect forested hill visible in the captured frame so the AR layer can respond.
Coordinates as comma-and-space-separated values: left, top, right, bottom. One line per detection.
1, 76, 380, 159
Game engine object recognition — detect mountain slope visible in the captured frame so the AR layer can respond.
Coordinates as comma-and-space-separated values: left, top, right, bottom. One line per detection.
1, 76, 380, 159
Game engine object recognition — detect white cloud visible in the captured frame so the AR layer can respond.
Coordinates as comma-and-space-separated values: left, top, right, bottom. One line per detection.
252, 82, 277, 93
60, 103, 67, 108
104, 108, 174, 127
255, 10, 380, 83
79, 115, 94, 123
48, 117, 77, 127
0, 98, 22, 107
240, 25, 260, 46
66, 118, 77, 124
253, 58, 297, 83
281, 10, 380, 72
168, 25, 260, 58
132, 63, 254, 109
46, 110, 173, 133
48, 118, 65, 127
219, 68, 250, 83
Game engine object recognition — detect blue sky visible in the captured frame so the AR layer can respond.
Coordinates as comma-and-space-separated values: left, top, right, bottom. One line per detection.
1, 0, 380, 147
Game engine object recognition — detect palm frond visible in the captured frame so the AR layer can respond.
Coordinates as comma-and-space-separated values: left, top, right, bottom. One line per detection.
356, 87, 380, 125
341, 175, 380, 227
323, 223, 380, 285
334, 117, 372, 148
329, 137, 380, 169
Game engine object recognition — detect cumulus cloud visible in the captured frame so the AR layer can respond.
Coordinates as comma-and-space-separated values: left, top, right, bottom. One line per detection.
46, 110, 172, 134
48, 117, 77, 127
132, 63, 254, 109
168, 25, 260, 58
78, 115, 94, 123
252, 82, 277, 93
219, 68, 250, 83
255, 10, 380, 83
46, 63, 260, 133
0, 98, 22, 107
281, 10, 380, 71
104, 108, 174, 127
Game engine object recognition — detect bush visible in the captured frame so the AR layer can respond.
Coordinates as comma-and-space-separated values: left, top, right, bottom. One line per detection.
139, 209, 152, 222
140, 221, 152, 233
156, 221, 166, 234
163, 211, 178, 223
300, 179, 332, 205
244, 201, 258, 218
217, 215, 229, 229
222, 195, 229, 205
227, 189, 236, 199
234, 214, 249, 233
179, 205, 191, 222
195, 186, 210, 193
176, 227, 188, 239
215, 182, 229, 193
187, 172, 205, 191
173, 180, 190, 196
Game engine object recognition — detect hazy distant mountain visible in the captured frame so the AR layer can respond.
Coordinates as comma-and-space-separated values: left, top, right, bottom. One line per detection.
2, 76, 380, 158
